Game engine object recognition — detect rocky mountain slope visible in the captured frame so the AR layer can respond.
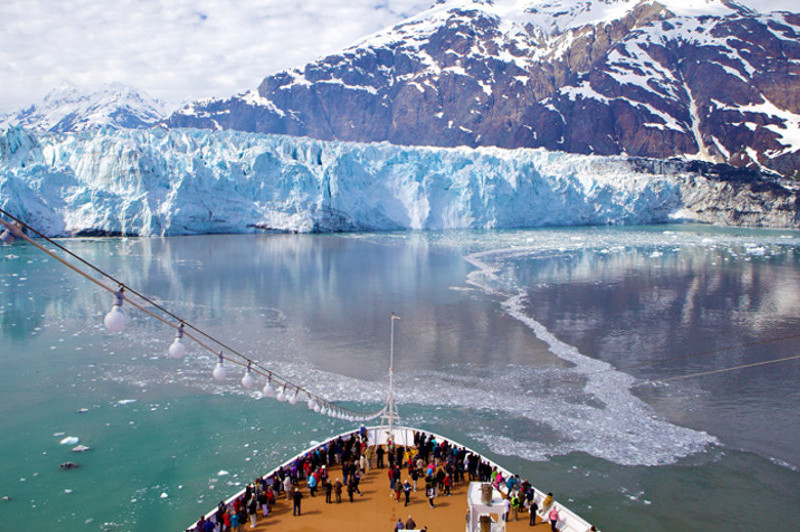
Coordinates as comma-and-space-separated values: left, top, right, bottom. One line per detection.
167, 0, 800, 177
0, 82, 165, 133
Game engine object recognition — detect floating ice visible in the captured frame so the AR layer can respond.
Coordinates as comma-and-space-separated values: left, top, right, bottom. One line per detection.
160, 492, 168, 499
217, 470, 229, 476
453, 242, 718, 466
59, 436, 79, 445
117, 399, 137, 405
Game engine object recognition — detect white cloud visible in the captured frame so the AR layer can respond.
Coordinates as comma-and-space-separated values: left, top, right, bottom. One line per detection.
0, 0, 796, 113
0, 0, 430, 112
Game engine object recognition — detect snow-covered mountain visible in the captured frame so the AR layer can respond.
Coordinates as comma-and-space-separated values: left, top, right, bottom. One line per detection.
167, 0, 800, 177
1, 126, 796, 237
0, 82, 165, 133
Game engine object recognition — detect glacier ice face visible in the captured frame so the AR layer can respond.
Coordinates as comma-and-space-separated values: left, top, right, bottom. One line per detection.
0, 125, 787, 236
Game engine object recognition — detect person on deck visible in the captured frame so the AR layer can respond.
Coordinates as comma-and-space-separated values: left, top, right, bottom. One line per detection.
377, 446, 385, 468
403, 479, 413, 506
308, 471, 317, 497
247, 496, 257, 528
291, 487, 303, 516
334, 478, 343, 503
364, 446, 374, 471
548, 506, 560, 532
215, 502, 226, 531
394, 518, 405, 531
511, 492, 522, 521
257, 489, 268, 519
405, 515, 417, 529
411, 464, 420, 492
283, 476, 292, 500
541, 492, 554, 511
352, 469, 363, 496
529, 498, 539, 526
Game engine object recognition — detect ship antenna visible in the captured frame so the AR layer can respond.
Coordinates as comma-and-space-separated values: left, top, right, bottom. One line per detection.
379, 313, 402, 437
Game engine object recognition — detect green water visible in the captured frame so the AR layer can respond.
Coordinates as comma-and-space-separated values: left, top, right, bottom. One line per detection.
1, 227, 799, 531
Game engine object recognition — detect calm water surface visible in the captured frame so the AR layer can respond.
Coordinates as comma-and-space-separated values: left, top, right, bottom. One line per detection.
1, 225, 799, 531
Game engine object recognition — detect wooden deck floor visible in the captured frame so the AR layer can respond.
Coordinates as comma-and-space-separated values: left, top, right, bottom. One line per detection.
238, 462, 550, 532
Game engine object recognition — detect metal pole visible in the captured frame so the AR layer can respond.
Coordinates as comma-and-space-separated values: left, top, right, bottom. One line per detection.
379, 313, 401, 440
388, 313, 398, 435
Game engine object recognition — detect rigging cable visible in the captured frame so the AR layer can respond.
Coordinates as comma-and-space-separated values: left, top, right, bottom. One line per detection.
0, 210, 385, 421
591, 332, 800, 377
655, 353, 800, 382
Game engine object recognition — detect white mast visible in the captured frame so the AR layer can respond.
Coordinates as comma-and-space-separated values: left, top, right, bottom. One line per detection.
379, 313, 401, 437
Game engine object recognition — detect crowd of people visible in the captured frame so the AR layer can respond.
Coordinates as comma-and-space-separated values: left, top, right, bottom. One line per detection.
188, 429, 377, 532
188, 428, 595, 532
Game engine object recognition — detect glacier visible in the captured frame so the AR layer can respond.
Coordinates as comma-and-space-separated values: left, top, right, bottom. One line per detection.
0, 125, 795, 236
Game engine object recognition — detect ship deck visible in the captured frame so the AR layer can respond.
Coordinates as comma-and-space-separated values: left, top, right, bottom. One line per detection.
228, 460, 551, 532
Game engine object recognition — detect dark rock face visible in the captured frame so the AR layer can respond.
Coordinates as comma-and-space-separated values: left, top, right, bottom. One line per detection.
166, 1, 800, 177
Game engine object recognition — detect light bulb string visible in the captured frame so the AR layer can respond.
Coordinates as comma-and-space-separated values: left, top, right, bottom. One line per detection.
0, 210, 273, 385
0, 212, 384, 420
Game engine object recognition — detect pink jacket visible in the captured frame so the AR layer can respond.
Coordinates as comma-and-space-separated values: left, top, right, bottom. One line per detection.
548, 508, 560, 522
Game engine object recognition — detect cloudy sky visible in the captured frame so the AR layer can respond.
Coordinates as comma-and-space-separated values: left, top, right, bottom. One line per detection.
0, 0, 795, 113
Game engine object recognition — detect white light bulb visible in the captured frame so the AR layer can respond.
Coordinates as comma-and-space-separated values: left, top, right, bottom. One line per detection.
314, 403, 321, 413
320, 406, 327, 416
0, 229, 13, 245
307, 398, 316, 410
168, 337, 186, 359
212, 359, 227, 381
104, 305, 125, 333
241, 369, 254, 389
288, 391, 298, 405
276, 386, 286, 402
262, 379, 275, 397
168, 325, 186, 359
